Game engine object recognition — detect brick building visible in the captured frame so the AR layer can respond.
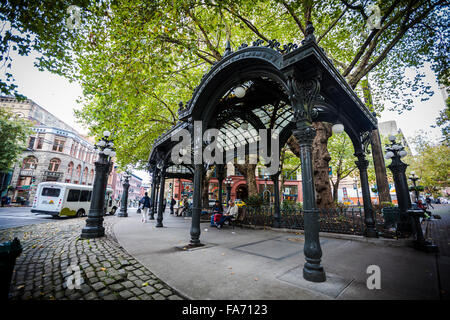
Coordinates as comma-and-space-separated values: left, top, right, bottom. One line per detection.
1, 96, 98, 204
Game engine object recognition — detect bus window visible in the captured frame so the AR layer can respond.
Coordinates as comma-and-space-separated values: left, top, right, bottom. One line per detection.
41, 188, 61, 197
88, 191, 92, 202
80, 190, 90, 202
67, 189, 81, 202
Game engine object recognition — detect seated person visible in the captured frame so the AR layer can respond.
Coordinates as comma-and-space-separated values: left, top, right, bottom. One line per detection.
216, 200, 238, 229
211, 200, 223, 226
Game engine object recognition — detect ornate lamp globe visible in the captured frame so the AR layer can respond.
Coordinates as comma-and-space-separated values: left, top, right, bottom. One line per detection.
331, 123, 344, 134
234, 86, 246, 98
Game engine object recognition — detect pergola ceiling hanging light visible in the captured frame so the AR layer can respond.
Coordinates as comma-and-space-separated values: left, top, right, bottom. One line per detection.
331, 123, 344, 134
234, 86, 246, 98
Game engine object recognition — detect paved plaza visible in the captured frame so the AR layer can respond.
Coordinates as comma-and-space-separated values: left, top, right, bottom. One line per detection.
1, 205, 449, 300
114, 206, 450, 300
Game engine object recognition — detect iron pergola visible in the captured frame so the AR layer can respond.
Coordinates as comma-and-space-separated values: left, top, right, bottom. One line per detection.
147, 22, 377, 283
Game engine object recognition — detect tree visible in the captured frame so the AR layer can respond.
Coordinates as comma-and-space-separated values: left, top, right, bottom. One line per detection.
328, 131, 358, 202
2, 0, 448, 198
279, 145, 301, 202
433, 96, 450, 145
407, 135, 450, 196
0, 108, 31, 187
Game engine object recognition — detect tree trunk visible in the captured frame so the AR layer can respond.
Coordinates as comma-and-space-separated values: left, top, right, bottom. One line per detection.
235, 161, 258, 198
370, 129, 392, 203
361, 78, 392, 204
312, 122, 335, 209
246, 164, 258, 197
201, 169, 212, 208
287, 123, 335, 209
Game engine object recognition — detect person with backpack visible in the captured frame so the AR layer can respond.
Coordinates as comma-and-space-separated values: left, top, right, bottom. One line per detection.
139, 192, 151, 223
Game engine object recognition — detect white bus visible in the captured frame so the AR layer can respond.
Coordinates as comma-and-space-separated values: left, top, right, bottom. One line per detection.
31, 182, 118, 218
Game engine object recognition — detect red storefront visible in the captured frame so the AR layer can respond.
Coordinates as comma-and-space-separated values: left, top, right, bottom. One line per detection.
169, 175, 303, 204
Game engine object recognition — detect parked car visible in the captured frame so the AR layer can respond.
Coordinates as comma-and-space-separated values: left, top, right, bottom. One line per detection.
234, 199, 246, 207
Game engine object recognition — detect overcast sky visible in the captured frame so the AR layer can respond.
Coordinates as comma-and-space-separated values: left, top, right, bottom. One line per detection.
4, 50, 447, 183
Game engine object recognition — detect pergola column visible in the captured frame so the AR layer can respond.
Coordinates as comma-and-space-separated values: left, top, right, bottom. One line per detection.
355, 152, 378, 238
149, 169, 157, 220
271, 172, 281, 228
156, 165, 166, 227
152, 173, 160, 220
190, 164, 203, 246
293, 124, 326, 282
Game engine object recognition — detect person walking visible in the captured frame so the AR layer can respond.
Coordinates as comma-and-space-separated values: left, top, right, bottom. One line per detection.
170, 197, 176, 214
425, 196, 434, 209
140, 192, 151, 223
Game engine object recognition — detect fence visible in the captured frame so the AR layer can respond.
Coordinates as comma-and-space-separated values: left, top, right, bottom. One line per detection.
195, 204, 408, 238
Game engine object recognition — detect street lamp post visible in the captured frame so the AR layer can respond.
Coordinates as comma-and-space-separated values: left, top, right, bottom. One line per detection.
409, 171, 420, 203
353, 176, 361, 206
81, 131, 116, 239
224, 177, 233, 203
384, 135, 412, 232
385, 137, 438, 252
118, 172, 130, 217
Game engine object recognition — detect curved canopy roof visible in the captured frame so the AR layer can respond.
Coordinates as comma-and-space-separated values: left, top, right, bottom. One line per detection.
148, 28, 377, 174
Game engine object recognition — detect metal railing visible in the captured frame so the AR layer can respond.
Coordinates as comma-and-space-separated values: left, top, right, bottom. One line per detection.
191, 204, 408, 238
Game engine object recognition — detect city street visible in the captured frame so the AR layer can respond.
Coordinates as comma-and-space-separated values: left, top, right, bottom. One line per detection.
0, 207, 59, 230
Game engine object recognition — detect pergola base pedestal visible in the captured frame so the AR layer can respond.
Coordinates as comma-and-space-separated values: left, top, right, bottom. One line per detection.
303, 264, 326, 283
81, 221, 105, 239
364, 229, 378, 238
413, 240, 439, 253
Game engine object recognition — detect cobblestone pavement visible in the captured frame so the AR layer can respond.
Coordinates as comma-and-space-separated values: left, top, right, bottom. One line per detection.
0, 216, 186, 300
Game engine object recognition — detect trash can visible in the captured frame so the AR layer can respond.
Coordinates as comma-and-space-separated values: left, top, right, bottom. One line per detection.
0, 238, 22, 299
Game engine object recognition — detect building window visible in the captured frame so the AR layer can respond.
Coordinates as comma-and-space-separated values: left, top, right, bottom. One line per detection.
48, 158, 61, 172
36, 136, 44, 149
76, 165, 81, 181
82, 167, 88, 184
17, 176, 32, 187
52, 139, 65, 152
28, 137, 35, 150
67, 162, 74, 175
282, 170, 297, 181
89, 169, 94, 184
22, 156, 37, 169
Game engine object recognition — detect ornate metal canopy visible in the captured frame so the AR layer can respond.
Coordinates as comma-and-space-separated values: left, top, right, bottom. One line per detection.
149, 27, 377, 171
147, 23, 380, 283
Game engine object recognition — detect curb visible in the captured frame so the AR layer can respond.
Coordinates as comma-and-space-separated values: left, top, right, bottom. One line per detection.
230, 224, 412, 247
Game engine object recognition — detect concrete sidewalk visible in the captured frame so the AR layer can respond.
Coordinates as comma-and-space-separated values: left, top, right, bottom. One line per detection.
114, 209, 450, 300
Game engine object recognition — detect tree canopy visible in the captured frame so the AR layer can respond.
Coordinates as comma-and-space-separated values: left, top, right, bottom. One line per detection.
0, 108, 31, 172
1, 0, 448, 170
